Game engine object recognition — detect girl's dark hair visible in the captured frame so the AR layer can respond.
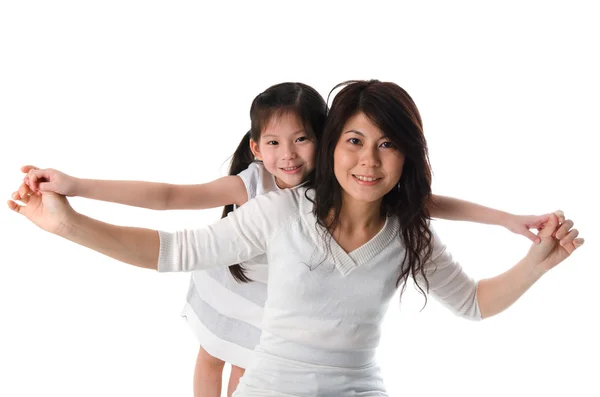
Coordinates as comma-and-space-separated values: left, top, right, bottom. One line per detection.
308, 79, 434, 301
224, 82, 328, 283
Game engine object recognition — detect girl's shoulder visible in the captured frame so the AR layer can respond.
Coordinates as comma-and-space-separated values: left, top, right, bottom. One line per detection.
237, 162, 278, 200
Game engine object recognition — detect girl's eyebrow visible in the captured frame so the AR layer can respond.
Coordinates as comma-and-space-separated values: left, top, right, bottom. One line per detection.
262, 129, 305, 139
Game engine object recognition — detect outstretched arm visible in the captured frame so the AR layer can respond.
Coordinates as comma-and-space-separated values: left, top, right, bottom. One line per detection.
8, 186, 289, 272
476, 212, 583, 318
20, 165, 248, 210
428, 194, 549, 243
423, 212, 583, 320
8, 190, 160, 269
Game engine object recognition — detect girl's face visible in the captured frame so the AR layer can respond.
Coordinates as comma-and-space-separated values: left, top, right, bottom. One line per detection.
333, 112, 405, 206
250, 112, 316, 189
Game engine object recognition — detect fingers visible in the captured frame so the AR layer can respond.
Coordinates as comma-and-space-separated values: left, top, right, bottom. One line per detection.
551, 213, 584, 254
23, 169, 49, 193
559, 227, 579, 247
7, 199, 22, 213
537, 213, 560, 238
12, 190, 30, 204
17, 182, 33, 200
528, 214, 550, 229
27, 169, 43, 192
23, 177, 40, 195
533, 210, 584, 260
554, 210, 565, 224
555, 219, 574, 240
20, 165, 39, 174
523, 230, 541, 244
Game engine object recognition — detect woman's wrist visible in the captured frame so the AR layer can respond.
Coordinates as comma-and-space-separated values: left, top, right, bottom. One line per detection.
54, 209, 80, 238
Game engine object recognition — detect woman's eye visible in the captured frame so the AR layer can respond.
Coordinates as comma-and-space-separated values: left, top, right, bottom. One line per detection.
348, 138, 361, 145
380, 141, 395, 149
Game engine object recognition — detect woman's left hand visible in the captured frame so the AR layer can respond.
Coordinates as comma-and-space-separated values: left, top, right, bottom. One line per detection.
526, 211, 584, 272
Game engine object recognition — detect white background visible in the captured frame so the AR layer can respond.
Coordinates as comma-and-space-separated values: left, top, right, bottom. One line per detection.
1, 1, 598, 396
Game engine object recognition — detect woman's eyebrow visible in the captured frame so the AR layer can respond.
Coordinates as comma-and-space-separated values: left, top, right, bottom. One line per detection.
344, 129, 365, 136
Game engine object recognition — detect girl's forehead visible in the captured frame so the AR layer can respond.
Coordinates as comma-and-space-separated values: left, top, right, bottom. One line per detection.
262, 112, 304, 135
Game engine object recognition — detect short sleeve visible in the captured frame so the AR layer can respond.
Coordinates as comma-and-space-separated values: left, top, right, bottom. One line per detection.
236, 162, 260, 201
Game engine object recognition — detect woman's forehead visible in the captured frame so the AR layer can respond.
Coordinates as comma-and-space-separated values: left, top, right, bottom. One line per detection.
341, 113, 385, 138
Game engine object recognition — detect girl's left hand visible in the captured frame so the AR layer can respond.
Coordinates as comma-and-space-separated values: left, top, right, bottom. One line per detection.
505, 213, 552, 244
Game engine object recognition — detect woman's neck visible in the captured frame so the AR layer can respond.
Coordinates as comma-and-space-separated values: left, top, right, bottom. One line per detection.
324, 196, 385, 253
329, 195, 385, 235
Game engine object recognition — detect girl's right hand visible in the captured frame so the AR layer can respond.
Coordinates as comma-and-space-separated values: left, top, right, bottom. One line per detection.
21, 165, 79, 196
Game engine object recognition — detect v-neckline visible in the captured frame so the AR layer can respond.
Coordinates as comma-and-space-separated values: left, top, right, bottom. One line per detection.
305, 212, 399, 277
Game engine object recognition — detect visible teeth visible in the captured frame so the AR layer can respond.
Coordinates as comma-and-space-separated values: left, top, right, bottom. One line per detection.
282, 166, 300, 171
355, 175, 378, 182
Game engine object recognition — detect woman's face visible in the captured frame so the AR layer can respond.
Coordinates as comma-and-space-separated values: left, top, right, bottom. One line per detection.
333, 112, 405, 207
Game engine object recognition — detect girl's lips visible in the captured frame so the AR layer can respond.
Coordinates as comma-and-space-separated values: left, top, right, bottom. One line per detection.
280, 165, 303, 174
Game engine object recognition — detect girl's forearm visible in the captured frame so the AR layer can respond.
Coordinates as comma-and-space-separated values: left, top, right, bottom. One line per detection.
77, 179, 171, 210
430, 195, 510, 226
58, 212, 160, 270
477, 257, 545, 319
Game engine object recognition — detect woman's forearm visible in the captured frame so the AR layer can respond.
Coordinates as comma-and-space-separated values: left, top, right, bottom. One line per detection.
58, 212, 160, 270
477, 257, 545, 319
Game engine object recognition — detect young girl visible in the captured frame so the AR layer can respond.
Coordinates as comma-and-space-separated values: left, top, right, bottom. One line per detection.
18, 81, 555, 396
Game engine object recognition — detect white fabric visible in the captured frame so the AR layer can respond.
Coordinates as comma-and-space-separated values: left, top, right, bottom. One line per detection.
161, 187, 481, 396
181, 162, 278, 368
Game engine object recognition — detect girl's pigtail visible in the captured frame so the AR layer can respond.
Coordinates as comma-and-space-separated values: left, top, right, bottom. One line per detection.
223, 131, 255, 283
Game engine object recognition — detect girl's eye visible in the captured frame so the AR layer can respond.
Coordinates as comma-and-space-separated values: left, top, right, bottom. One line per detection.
296, 136, 309, 143
267, 140, 278, 145
380, 141, 395, 149
348, 138, 361, 145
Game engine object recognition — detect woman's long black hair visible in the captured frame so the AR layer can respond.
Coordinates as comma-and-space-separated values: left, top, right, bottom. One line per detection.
308, 80, 434, 300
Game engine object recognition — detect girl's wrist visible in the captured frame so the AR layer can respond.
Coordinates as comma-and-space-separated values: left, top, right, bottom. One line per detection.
495, 210, 512, 229
72, 177, 86, 197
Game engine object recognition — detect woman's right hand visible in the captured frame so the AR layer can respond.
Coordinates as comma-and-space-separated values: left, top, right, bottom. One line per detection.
8, 183, 77, 235
21, 165, 79, 196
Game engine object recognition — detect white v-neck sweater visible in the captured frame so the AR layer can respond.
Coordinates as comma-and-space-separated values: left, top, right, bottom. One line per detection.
158, 187, 480, 395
